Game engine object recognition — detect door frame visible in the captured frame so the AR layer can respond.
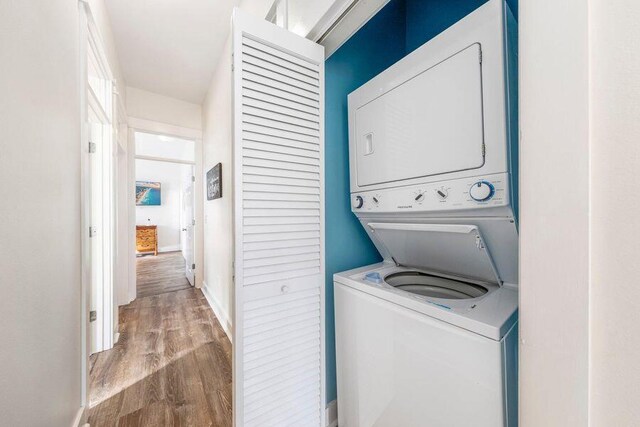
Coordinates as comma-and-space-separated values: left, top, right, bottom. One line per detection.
127, 119, 204, 300
181, 167, 197, 286
79, 0, 120, 418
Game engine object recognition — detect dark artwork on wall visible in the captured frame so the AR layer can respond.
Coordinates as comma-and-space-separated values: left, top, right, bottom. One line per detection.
207, 163, 222, 200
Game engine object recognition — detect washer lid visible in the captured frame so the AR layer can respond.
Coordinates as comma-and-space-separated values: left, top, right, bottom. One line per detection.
367, 223, 502, 286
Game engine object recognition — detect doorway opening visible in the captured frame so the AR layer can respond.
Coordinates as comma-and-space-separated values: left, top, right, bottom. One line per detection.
134, 131, 196, 296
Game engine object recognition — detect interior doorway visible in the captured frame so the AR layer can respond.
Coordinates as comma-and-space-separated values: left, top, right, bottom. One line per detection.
134, 132, 196, 298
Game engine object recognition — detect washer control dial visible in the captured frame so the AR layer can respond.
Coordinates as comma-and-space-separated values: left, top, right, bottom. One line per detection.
414, 192, 425, 202
469, 181, 495, 202
353, 195, 364, 209
435, 188, 449, 200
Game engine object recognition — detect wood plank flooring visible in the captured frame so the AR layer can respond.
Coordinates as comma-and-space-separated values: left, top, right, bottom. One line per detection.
136, 252, 192, 298
87, 288, 232, 426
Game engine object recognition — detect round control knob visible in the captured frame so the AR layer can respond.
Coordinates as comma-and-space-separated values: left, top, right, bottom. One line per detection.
353, 195, 364, 209
414, 192, 425, 202
469, 181, 495, 202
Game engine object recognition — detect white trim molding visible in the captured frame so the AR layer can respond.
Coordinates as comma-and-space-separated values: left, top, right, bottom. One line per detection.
201, 281, 233, 342
134, 154, 196, 165
158, 245, 182, 253
326, 400, 338, 427
128, 116, 202, 140
71, 406, 86, 427
307, 0, 354, 42
316, 0, 391, 58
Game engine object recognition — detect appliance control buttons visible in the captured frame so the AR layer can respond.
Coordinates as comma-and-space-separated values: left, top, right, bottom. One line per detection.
372, 196, 380, 205
435, 188, 449, 200
469, 181, 495, 202
414, 192, 425, 202
353, 195, 364, 209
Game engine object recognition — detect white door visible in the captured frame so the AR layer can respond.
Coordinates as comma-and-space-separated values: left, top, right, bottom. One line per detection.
88, 115, 114, 355
232, 8, 325, 427
182, 171, 195, 286
89, 119, 103, 355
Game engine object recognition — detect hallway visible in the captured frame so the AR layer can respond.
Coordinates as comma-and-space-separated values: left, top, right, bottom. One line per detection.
87, 288, 232, 426
136, 252, 192, 298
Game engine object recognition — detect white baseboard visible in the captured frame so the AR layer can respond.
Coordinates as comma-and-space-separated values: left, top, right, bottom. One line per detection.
201, 281, 233, 343
158, 245, 181, 253
326, 399, 338, 427
113, 331, 120, 344
71, 406, 85, 427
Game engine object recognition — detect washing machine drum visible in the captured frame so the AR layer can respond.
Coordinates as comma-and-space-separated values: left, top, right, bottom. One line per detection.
385, 271, 488, 299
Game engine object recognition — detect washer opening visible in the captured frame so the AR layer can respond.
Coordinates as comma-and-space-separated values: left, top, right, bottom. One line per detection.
385, 271, 488, 299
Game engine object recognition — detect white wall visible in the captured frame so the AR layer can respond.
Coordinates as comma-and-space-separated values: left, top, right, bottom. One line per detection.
127, 86, 202, 130
0, 1, 82, 425
239, 0, 273, 20
136, 159, 193, 253
519, 0, 590, 425
202, 35, 234, 335
590, 0, 640, 424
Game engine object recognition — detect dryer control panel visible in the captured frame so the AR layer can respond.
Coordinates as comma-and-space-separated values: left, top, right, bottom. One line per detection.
351, 172, 510, 213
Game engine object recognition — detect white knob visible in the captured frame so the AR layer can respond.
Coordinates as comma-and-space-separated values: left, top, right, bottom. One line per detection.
281, 285, 289, 294
469, 181, 494, 202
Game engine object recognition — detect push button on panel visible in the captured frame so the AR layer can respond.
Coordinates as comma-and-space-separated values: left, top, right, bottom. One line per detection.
469, 180, 495, 202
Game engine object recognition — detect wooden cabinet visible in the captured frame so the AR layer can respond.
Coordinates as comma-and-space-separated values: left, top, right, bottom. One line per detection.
136, 225, 157, 256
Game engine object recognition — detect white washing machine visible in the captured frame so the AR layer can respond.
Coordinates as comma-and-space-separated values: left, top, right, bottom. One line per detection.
335, 1, 519, 426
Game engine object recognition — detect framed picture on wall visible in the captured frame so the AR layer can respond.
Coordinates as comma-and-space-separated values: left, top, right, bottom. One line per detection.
207, 163, 222, 201
136, 181, 161, 206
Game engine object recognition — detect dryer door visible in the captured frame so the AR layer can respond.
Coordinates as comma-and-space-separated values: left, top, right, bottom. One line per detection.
367, 222, 501, 286
353, 44, 485, 187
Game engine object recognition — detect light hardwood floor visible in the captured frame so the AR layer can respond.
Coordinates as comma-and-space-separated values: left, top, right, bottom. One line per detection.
136, 251, 192, 298
87, 276, 232, 425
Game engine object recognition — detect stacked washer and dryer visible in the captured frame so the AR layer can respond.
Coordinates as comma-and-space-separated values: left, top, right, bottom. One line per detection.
334, 1, 519, 426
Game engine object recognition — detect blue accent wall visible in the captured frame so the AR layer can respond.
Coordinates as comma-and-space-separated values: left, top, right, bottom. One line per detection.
324, 0, 517, 404
406, 0, 518, 53
324, 0, 406, 403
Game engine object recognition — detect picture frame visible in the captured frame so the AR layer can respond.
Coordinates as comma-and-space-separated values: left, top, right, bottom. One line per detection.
136, 181, 161, 206
207, 163, 222, 200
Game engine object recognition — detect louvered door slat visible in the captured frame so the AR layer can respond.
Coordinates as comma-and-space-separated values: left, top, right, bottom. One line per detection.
245, 316, 320, 347
243, 53, 319, 87
244, 148, 319, 165
233, 10, 324, 426
243, 238, 320, 252
243, 63, 319, 93
244, 123, 319, 143
243, 38, 319, 77
243, 96, 319, 122
243, 88, 319, 115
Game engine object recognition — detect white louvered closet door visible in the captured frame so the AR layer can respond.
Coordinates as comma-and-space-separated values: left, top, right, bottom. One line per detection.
231, 9, 325, 427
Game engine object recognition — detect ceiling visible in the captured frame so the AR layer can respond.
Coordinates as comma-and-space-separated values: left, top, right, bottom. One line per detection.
106, 0, 241, 104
